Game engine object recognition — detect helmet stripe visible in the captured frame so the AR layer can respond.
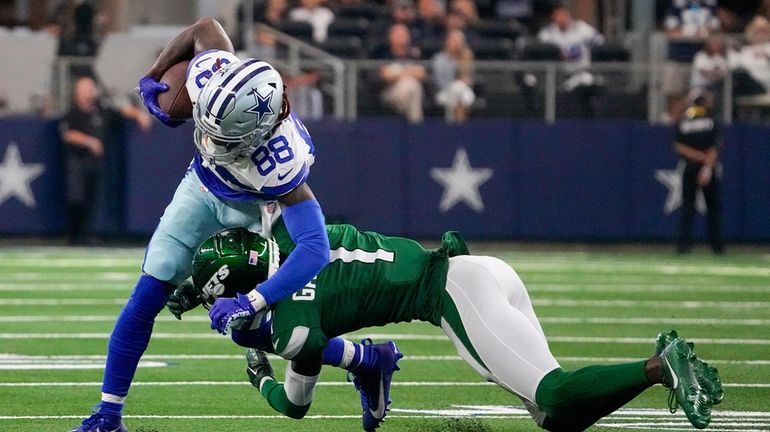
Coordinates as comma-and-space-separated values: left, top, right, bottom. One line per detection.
213, 65, 273, 125
205, 59, 260, 114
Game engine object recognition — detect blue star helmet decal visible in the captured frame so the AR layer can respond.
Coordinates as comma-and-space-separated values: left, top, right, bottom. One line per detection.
244, 88, 275, 124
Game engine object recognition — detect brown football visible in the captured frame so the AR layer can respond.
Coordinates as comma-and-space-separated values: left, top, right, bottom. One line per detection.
157, 60, 192, 120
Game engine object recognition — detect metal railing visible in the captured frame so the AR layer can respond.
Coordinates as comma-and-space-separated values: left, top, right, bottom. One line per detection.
36, 29, 767, 125
244, 22, 346, 120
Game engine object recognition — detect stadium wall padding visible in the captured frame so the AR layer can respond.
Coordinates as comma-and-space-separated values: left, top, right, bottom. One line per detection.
0, 118, 767, 242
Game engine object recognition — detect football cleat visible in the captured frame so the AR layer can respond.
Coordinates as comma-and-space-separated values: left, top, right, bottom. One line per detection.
692, 357, 725, 405
246, 348, 275, 390
655, 330, 679, 356
351, 339, 404, 432
660, 338, 713, 429
656, 330, 724, 406
70, 407, 127, 432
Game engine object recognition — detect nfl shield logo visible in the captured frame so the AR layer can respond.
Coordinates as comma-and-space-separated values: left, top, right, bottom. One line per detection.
265, 202, 276, 214
248, 250, 259, 266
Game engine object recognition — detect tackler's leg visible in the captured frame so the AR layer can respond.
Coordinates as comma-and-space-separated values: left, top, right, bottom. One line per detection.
439, 255, 561, 403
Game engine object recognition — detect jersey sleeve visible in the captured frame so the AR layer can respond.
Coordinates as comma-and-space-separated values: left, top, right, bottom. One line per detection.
185, 49, 240, 106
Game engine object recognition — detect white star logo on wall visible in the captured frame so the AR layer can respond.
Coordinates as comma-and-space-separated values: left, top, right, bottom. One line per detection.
655, 160, 706, 215
0, 143, 45, 208
430, 148, 493, 213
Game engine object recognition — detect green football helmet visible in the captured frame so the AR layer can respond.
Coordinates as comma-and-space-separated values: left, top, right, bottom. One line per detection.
192, 228, 280, 305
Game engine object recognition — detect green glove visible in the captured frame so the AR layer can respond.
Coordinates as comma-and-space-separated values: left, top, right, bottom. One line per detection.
167, 280, 203, 320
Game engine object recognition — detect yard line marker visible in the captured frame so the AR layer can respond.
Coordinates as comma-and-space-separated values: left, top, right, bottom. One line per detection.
507, 262, 770, 277
2, 315, 769, 327
539, 317, 770, 326
533, 299, 770, 308
0, 272, 135, 281
2, 354, 769, 366
3, 298, 768, 309
2, 332, 770, 347
0, 381, 767, 388
0, 361, 166, 370
0, 284, 131, 291
0, 299, 126, 306
528, 284, 770, 293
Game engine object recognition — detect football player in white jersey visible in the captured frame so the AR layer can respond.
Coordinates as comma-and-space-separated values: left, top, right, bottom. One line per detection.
71, 18, 330, 432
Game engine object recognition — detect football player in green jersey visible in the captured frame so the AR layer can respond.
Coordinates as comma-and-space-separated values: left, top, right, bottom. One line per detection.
172, 222, 724, 432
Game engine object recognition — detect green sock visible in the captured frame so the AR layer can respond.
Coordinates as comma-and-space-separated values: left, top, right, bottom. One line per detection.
536, 361, 652, 431
260, 379, 311, 419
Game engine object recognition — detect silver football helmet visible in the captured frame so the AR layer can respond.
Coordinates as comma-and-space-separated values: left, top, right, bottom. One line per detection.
193, 58, 284, 165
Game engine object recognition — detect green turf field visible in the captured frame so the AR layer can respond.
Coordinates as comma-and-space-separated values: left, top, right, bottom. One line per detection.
0, 246, 768, 432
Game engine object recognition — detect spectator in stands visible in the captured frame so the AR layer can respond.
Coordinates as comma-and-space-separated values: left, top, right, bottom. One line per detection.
379, 23, 426, 123
371, 0, 418, 51
660, 0, 721, 123
690, 33, 728, 118
690, 33, 728, 92
47, 0, 104, 80
729, 16, 770, 96
450, 0, 480, 27
285, 69, 324, 120
433, 29, 476, 123
664, 0, 721, 37
537, 5, 604, 116
444, 10, 479, 46
716, 0, 768, 32
47, 0, 102, 57
59, 75, 150, 245
413, 0, 446, 42
236, 0, 288, 53
288, 0, 335, 44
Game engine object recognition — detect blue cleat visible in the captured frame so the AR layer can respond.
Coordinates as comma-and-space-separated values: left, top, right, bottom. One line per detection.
351, 339, 403, 432
70, 407, 127, 432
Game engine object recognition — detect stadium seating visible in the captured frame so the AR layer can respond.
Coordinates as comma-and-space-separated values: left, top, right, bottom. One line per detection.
319, 36, 365, 59
278, 21, 314, 43
591, 43, 631, 62
335, 3, 384, 22
471, 37, 516, 60
328, 17, 371, 40
520, 42, 562, 61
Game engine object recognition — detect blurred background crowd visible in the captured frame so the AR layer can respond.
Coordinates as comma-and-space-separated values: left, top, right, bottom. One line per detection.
1, 0, 770, 125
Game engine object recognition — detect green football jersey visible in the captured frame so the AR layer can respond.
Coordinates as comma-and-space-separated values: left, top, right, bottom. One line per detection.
268, 221, 465, 361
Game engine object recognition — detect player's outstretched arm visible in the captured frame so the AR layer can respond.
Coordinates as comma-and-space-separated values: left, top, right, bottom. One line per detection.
243, 184, 330, 311
248, 349, 322, 419
208, 185, 328, 335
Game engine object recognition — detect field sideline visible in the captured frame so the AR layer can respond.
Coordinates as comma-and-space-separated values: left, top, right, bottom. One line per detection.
0, 246, 768, 432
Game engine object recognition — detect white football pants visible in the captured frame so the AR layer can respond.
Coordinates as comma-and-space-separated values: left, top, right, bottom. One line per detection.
441, 255, 561, 404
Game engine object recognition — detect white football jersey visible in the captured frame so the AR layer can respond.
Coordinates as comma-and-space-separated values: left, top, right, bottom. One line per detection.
185, 50, 316, 202
537, 21, 604, 73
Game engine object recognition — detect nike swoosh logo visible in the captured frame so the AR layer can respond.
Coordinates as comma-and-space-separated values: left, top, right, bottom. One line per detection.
277, 169, 293, 181
664, 357, 678, 389
369, 379, 386, 419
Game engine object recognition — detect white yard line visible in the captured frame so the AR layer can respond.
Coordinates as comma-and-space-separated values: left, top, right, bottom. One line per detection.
0, 381, 766, 388
2, 315, 769, 327
1, 332, 770, 346
527, 284, 770, 293
3, 298, 769, 309
2, 353, 769, 366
